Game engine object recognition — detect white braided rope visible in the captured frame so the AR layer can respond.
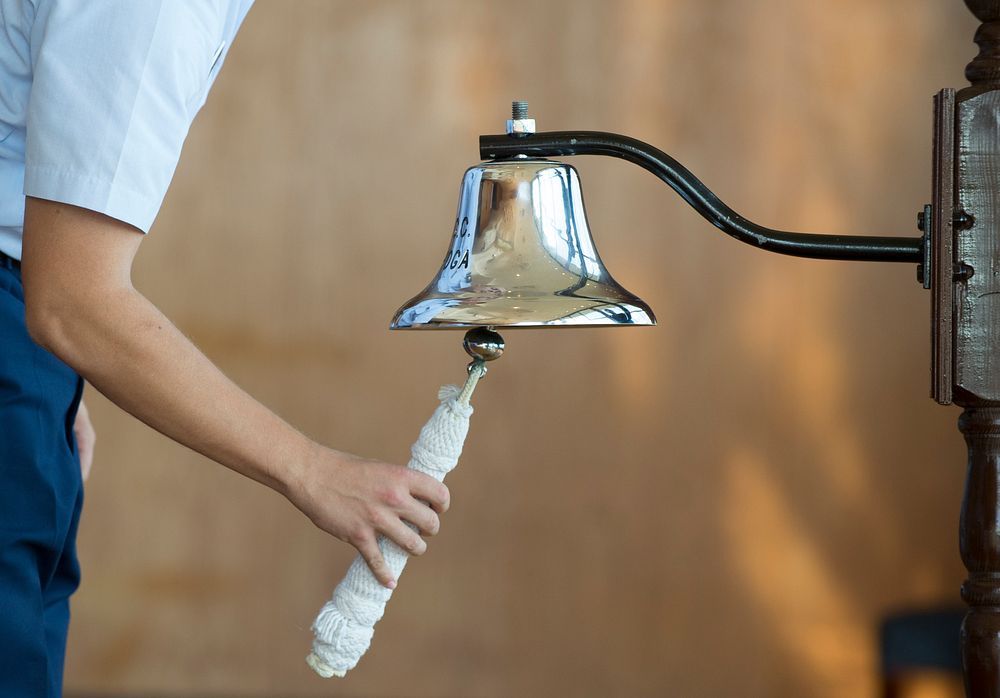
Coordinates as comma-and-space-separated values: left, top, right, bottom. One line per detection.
306, 363, 486, 678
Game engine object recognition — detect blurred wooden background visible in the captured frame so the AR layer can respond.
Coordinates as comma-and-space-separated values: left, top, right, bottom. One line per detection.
63, 0, 980, 695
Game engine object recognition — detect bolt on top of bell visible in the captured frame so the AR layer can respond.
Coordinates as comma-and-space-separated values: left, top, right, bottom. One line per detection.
506, 100, 536, 136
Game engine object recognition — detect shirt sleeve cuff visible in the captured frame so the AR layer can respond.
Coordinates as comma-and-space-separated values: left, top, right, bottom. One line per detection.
24, 164, 159, 233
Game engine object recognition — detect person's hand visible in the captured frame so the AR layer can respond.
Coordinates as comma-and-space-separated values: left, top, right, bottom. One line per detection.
286, 446, 450, 588
74, 399, 96, 481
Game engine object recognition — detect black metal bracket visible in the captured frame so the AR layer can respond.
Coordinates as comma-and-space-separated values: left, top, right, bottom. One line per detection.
479, 130, 924, 265
917, 204, 978, 287
918, 204, 933, 289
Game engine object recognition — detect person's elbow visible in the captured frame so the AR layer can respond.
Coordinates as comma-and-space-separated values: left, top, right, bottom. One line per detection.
21, 197, 144, 363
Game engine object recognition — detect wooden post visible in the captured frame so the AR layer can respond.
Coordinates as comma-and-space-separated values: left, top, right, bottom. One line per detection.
960, 407, 1000, 693
951, 2, 1000, 694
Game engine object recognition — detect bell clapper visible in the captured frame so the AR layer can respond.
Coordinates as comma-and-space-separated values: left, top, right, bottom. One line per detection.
463, 327, 505, 375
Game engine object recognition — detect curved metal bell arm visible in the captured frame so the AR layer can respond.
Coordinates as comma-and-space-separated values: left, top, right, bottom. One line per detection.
479, 130, 924, 264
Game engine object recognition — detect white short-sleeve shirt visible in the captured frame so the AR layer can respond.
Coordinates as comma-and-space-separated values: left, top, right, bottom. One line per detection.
0, 0, 254, 260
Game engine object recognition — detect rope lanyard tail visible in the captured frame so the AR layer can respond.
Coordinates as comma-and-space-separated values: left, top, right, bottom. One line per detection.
306, 362, 487, 678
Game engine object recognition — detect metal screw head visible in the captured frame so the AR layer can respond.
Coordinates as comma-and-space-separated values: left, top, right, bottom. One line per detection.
954, 209, 975, 230
463, 327, 505, 362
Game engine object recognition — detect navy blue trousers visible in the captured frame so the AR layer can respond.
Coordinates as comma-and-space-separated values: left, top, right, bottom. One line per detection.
0, 258, 83, 698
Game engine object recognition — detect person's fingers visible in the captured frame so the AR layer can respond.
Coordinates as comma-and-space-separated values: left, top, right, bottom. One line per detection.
77, 427, 95, 480
78, 440, 94, 481
377, 516, 428, 557
74, 401, 96, 481
400, 498, 441, 537
353, 533, 396, 589
405, 471, 450, 513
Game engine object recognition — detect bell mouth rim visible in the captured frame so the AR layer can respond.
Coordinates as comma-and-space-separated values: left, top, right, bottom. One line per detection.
389, 323, 657, 330
389, 290, 657, 330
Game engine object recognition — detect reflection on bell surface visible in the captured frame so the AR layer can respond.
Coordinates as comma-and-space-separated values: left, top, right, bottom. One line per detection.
390, 158, 656, 329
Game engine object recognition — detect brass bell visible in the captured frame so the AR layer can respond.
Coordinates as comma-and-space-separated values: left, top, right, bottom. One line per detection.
390, 143, 655, 330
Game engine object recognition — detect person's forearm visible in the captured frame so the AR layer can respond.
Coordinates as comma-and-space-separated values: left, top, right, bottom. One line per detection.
21, 198, 449, 589
28, 283, 313, 495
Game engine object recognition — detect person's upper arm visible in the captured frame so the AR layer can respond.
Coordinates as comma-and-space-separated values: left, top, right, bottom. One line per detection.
20, 1, 245, 342
24, 0, 232, 234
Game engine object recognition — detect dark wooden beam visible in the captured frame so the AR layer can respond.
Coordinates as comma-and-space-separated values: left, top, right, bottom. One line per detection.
954, 2, 1000, 695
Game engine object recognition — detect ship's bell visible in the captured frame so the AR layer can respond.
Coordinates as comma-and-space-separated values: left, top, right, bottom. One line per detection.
390, 157, 656, 329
